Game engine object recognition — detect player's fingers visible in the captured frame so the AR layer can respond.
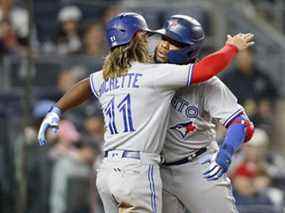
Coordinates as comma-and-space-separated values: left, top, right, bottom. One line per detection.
200, 154, 212, 165
245, 33, 254, 37
246, 41, 255, 47
207, 176, 218, 181
207, 169, 224, 181
244, 34, 254, 41
39, 139, 47, 146
237, 33, 247, 39
204, 166, 221, 179
207, 170, 223, 181
242, 33, 252, 38
38, 122, 49, 145
202, 163, 216, 175
38, 122, 47, 137
207, 174, 219, 181
51, 127, 59, 134
201, 159, 209, 165
209, 169, 225, 181
203, 164, 219, 176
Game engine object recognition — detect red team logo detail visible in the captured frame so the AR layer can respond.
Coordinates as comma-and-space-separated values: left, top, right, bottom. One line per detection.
170, 121, 198, 138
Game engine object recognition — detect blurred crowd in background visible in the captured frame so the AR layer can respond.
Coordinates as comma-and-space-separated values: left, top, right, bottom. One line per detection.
1, 0, 285, 213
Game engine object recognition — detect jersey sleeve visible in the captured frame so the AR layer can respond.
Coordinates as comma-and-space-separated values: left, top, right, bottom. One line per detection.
203, 77, 244, 127
191, 44, 238, 83
152, 63, 194, 89
89, 72, 100, 98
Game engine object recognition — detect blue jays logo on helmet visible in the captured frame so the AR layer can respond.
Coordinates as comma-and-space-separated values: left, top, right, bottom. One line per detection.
170, 121, 198, 138
155, 14, 205, 64
105, 12, 152, 49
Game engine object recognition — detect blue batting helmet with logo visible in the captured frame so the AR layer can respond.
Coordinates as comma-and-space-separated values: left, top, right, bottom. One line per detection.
156, 15, 205, 64
106, 12, 152, 49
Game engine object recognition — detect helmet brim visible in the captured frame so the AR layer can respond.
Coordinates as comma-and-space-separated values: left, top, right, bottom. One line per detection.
144, 28, 155, 36
154, 28, 190, 47
154, 28, 166, 36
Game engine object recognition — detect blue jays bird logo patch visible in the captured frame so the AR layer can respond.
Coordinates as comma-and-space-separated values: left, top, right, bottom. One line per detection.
170, 121, 198, 138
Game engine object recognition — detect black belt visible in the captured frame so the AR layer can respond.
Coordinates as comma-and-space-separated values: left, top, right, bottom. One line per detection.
104, 150, 141, 160
162, 147, 207, 166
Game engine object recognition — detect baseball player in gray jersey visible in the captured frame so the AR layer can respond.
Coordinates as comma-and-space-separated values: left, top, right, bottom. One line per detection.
153, 15, 255, 213
37, 12, 253, 213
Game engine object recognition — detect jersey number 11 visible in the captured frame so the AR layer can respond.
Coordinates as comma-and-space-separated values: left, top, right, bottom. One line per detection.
104, 94, 135, 134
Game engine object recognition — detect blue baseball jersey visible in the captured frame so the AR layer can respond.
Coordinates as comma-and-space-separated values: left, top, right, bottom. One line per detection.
90, 62, 194, 153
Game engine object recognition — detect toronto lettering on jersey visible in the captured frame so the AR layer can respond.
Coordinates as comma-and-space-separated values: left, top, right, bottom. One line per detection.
98, 73, 143, 96
171, 95, 199, 118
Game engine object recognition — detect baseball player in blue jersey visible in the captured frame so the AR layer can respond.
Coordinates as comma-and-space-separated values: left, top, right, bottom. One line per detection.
153, 15, 255, 213
37, 12, 254, 213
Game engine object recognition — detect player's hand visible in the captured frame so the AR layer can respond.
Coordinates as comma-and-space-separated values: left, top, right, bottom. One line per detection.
201, 149, 232, 181
226, 33, 254, 51
37, 106, 61, 146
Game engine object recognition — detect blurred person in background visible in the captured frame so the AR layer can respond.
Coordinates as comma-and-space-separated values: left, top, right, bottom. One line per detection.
222, 48, 279, 132
16, 100, 88, 213
56, 65, 94, 127
231, 128, 285, 178
57, 66, 87, 96
83, 111, 104, 165
84, 113, 105, 144
14, 100, 57, 213
83, 111, 105, 213
253, 171, 284, 209
100, 4, 122, 25
0, 0, 12, 19
55, 5, 83, 55
232, 170, 273, 208
9, 7, 31, 50
0, 17, 21, 55
230, 128, 284, 209
0, 3, 36, 55
82, 104, 105, 213
81, 22, 105, 58
48, 119, 80, 161
50, 138, 97, 213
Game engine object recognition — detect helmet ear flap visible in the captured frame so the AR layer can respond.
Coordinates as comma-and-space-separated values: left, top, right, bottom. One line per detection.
167, 43, 202, 65
167, 47, 192, 64
187, 44, 202, 58
186, 50, 198, 63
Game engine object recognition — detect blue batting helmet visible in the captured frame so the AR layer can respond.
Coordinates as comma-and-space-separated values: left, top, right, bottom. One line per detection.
156, 15, 205, 64
106, 12, 152, 49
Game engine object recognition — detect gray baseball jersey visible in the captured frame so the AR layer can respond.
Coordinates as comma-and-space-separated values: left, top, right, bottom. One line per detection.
161, 76, 242, 213
90, 62, 194, 154
163, 76, 244, 162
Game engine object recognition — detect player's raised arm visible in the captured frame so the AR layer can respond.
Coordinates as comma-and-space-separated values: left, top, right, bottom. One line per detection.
152, 34, 254, 89
37, 78, 92, 145
191, 33, 254, 83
